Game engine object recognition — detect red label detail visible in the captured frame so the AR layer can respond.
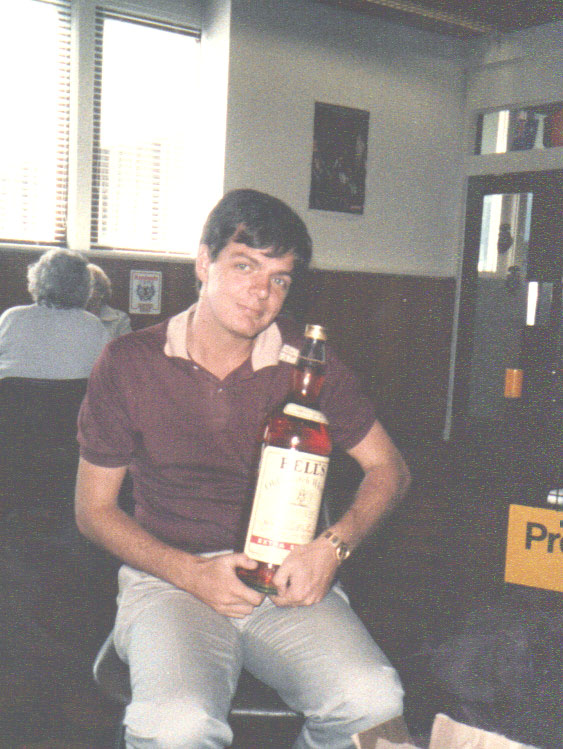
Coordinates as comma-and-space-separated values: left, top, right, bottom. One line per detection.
250, 535, 296, 551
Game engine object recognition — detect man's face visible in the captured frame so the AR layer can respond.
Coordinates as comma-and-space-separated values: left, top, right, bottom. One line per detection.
196, 240, 295, 340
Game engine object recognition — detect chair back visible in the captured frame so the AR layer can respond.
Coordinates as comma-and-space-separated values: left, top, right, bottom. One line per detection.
93, 630, 131, 706
0, 377, 88, 518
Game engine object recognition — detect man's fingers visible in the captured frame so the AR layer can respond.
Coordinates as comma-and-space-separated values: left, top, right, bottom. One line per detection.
230, 553, 259, 570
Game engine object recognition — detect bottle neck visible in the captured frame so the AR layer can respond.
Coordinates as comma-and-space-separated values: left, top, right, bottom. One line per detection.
289, 337, 326, 407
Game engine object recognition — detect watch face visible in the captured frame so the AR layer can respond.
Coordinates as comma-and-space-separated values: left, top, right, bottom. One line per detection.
324, 531, 349, 561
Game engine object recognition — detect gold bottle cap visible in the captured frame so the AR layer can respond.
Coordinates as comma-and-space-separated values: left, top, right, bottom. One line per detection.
304, 324, 327, 341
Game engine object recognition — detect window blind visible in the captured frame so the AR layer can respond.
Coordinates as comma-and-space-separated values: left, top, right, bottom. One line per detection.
90, 9, 201, 254
0, 0, 71, 245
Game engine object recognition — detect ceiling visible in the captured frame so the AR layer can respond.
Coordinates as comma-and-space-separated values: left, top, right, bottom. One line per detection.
313, 0, 563, 37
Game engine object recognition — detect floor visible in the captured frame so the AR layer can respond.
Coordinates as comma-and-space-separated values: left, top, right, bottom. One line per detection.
1, 417, 561, 749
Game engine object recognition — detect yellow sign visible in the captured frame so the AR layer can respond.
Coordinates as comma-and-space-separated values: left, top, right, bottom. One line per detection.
505, 504, 563, 593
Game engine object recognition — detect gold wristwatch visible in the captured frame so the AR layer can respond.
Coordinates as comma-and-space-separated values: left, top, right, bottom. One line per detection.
323, 530, 350, 563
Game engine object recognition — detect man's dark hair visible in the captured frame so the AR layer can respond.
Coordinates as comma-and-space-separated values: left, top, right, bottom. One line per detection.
200, 189, 313, 273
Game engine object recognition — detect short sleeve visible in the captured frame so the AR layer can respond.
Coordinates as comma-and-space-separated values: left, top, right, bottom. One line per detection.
320, 347, 377, 451
77, 341, 136, 467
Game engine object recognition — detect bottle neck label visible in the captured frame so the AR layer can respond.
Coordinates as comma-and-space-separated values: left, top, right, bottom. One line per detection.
283, 402, 328, 424
278, 344, 300, 365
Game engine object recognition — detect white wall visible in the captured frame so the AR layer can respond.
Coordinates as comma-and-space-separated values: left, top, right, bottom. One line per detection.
465, 21, 563, 113
221, 0, 469, 276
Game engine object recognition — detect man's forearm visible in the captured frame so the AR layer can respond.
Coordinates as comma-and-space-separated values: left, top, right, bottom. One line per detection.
328, 423, 411, 554
76, 501, 196, 588
74, 458, 200, 591
76, 496, 265, 617
329, 462, 410, 553
74, 458, 265, 616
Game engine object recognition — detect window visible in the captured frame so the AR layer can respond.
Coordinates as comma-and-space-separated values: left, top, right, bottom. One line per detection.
477, 192, 532, 274
91, 12, 201, 253
0, 0, 70, 245
0, 0, 203, 256
476, 102, 563, 155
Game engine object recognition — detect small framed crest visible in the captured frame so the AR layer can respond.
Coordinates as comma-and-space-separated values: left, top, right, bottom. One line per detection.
129, 270, 162, 315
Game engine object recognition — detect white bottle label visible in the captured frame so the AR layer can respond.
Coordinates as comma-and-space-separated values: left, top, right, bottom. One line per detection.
244, 445, 330, 566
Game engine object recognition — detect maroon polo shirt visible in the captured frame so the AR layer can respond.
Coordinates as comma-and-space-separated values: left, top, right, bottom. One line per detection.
77, 309, 376, 553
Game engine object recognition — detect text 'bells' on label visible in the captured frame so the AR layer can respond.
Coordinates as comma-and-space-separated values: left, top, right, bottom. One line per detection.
244, 445, 329, 566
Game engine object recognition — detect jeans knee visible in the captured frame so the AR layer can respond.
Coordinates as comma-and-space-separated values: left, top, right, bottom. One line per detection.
124, 697, 232, 748
341, 664, 404, 726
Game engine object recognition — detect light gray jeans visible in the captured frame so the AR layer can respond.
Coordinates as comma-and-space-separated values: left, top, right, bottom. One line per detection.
113, 564, 404, 749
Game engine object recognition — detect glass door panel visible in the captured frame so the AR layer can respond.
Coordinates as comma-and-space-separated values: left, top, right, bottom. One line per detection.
453, 170, 563, 438
469, 192, 533, 422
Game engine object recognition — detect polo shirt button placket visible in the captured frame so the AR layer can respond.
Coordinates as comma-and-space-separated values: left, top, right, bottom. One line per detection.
211, 382, 229, 430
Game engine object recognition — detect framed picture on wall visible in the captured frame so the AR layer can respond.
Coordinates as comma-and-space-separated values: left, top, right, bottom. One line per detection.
129, 270, 162, 314
309, 102, 369, 215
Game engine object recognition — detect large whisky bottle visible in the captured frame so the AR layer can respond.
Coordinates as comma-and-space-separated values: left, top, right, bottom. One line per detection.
237, 324, 332, 594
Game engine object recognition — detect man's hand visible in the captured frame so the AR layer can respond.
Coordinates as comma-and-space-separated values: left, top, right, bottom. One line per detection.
269, 537, 339, 607
184, 552, 265, 618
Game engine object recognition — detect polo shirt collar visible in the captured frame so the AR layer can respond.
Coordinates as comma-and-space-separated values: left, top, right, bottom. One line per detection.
163, 305, 283, 372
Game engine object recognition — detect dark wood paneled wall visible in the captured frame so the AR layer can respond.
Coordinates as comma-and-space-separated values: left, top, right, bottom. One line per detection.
303, 269, 455, 439
0, 250, 455, 439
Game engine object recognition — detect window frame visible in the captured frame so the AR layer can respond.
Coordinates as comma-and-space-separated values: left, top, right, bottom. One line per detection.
68, 0, 202, 257
88, 8, 201, 253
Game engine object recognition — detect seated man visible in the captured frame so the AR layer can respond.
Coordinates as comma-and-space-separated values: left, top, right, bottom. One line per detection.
75, 188, 411, 749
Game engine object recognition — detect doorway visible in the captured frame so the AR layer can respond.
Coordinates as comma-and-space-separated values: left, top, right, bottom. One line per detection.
452, 170, 563, 438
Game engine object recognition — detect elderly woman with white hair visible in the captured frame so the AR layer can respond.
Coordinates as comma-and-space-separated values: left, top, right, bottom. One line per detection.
0, 249, 110, 380
86, 263, 132, 339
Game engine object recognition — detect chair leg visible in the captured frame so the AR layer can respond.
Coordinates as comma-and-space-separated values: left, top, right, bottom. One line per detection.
115, 712, 126, 749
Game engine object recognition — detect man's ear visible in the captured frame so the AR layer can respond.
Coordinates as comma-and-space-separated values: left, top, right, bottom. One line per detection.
195, 244, 211, 285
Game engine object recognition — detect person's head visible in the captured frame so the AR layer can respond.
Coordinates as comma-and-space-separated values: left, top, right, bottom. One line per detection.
198, 189, 313, 288
87, 263, 112, 315
27, 249, 91, 309
195, 190, 313, 341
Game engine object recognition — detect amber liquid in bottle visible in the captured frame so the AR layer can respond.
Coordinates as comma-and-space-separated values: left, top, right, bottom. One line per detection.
237, 325, 332, 595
